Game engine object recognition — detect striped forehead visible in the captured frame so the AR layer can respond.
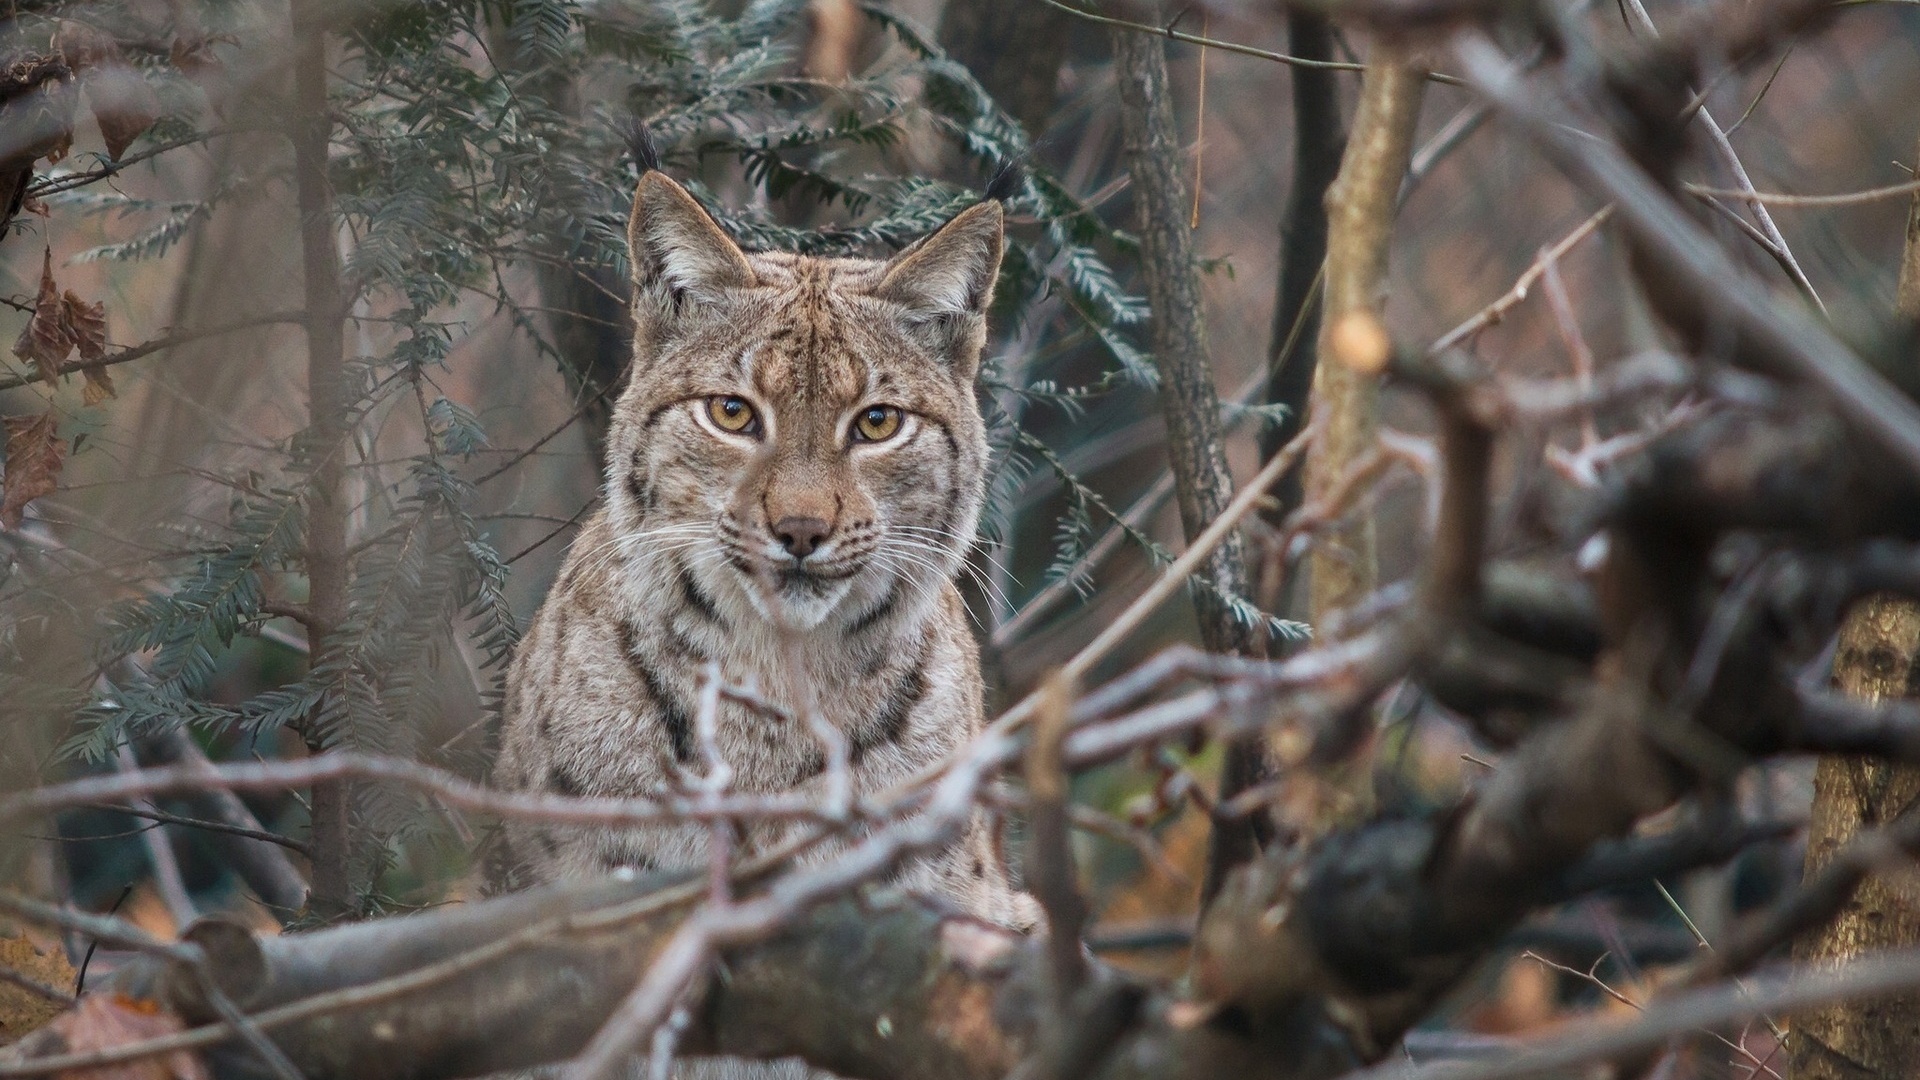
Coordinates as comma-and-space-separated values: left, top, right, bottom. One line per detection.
740, 256, 886, 404
746, 250, 888, 289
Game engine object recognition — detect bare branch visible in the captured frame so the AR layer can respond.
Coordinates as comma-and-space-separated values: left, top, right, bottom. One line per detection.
1452, 33, 1920, 477
1026, 673, 1090, 997
0, 751, 827, 832
1428, 207, 1613, 355
0, 312, 307, 393
1305, 51, 1425, 627
1685, 175, 1920, 207
1357, 947, 1920, 1080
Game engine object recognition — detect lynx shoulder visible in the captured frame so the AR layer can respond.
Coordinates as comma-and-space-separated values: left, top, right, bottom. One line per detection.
491, 169, 1033, 930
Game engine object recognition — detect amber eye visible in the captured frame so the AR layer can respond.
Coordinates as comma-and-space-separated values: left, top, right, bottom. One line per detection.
706, 395, 760, 435
852, 405, 903, 443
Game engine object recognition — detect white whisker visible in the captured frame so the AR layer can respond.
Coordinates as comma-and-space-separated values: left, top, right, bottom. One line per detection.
872, 544, 990, 626
869, 550, 955, 621
567, 524, 720, 582
886, 535, 1015, 614
887, 525, 1019, 586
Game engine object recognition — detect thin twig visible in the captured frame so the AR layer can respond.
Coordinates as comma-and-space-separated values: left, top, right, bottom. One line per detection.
1038, 0, 1372, 76
1521, 950, 1639, 1009
98, 803, 310, 856
0, 312, 308, 393
1523, 946, 1782, 1078
1359, 947, 1920, 1080
1453, 34, 1920, 477
1429, 207, 1613, 354
1685, 176, 1920, 206
1539, 253, 1598, 451
505, 495, 599, 565
1616, 0, 1825, 311
0, 891, 196, 964
26, 128, 252, 197
0, 750, 826, 832
1027, 672, 1089, 997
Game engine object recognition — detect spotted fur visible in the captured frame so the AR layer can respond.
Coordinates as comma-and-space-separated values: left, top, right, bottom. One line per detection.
492, 171, 1036, 935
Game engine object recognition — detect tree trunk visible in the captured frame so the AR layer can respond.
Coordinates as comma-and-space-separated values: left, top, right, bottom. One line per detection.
1258, 10, 1346, 525
1110, 21, 1252, 661
1790, 138, 1920, 1080
1111, 19, 1271, 902
1207, 10, 1349, 903
290, 0, 352, 921
1302, 54, 1424, 624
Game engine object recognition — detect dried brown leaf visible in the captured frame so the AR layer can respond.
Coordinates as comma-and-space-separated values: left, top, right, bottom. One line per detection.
85, 67, 158, 162
167, 35, 233, 80
11, 254, 110, 389
51, 22, 115, 69
2, 411, 65, 529
13, 249, 73, 383
0, 55, 78, 170
0, 55, 74, 235
43, 994, 209, 1080
62, 291, 106, 363
80, 365, 115, 405
54, 23, 157, 161
0, 932, 76, 1046
165, 34, 234, 118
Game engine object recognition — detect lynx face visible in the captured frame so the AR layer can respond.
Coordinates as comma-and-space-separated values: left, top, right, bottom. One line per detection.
601, 173, 1003, 631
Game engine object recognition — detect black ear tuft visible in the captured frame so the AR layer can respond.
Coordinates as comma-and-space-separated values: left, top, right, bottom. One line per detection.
983, 157, 1025, 204
623, 117, 661, 176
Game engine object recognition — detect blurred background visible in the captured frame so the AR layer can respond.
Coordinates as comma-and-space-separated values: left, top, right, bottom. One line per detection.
0, 0, 1915, 1058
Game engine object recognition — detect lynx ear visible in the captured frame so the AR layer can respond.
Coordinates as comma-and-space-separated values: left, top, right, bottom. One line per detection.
875, 201, 1004, 319
627, 172, 755, 306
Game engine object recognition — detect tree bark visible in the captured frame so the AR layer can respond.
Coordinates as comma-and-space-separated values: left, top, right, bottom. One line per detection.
1901, 139, 1920, 321
1111, 18, 1270, 901
1790, 144, 1920, 1080
1208, 12, 1348, 902
1258, 10, 1346, 519
1302, 55, 1425, 623
937, 0, 1072, 139
290, 0, 352, 921
49, 881, 1271, 1080
1110, 21, 1252, 660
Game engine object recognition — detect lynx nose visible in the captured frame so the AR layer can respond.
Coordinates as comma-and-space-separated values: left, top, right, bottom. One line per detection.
772, 516, 832, 559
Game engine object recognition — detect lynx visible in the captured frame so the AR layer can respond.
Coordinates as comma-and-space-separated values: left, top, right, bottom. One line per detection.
490, 167, 1036, 940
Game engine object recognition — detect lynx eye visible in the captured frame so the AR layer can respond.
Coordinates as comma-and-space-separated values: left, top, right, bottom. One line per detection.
705, 395, 760, 435
852, 405, 903, 443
